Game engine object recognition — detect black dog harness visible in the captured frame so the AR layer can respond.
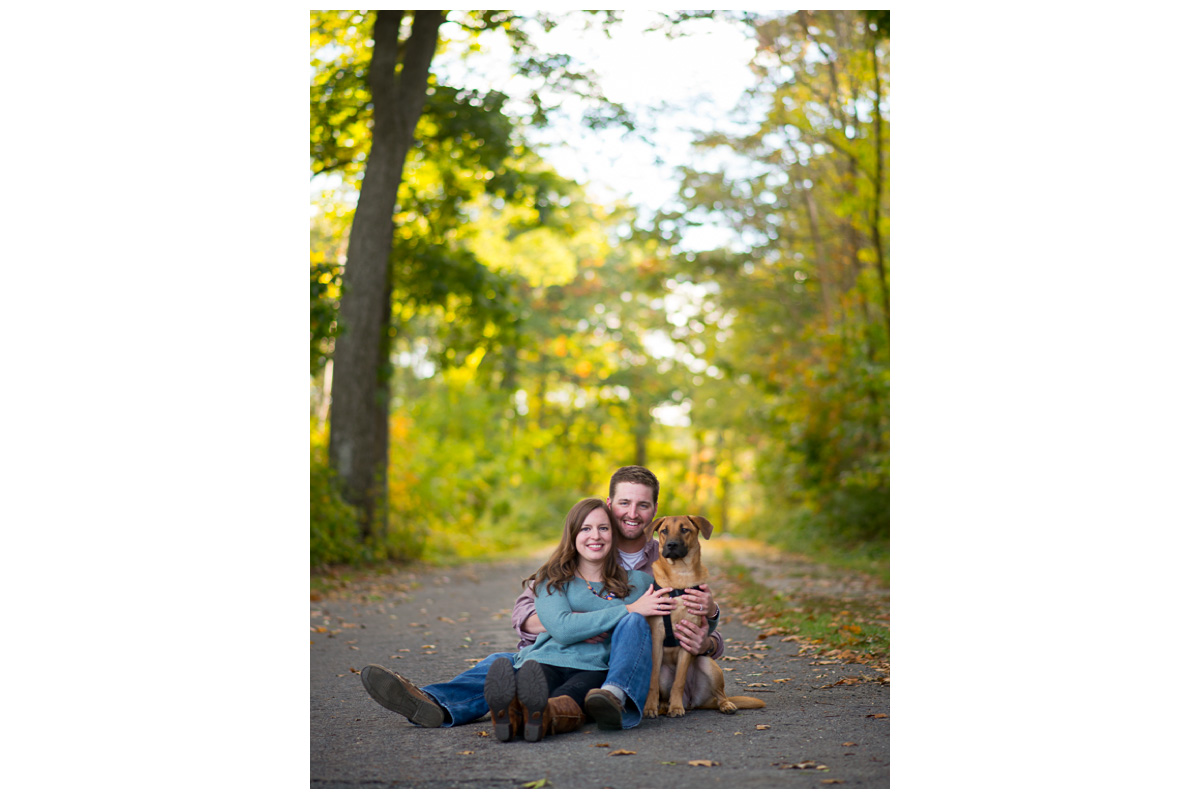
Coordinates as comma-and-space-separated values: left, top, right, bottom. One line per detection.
653, 582, 699, 647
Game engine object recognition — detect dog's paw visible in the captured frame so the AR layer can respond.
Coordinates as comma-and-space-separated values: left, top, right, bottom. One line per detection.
644, 706, 658, 719
667, 705, 686, 718
718, 701, 738, 714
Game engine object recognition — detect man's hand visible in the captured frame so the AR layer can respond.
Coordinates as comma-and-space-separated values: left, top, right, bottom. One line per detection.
673, 618, 711, 656
680, 584, 718, 619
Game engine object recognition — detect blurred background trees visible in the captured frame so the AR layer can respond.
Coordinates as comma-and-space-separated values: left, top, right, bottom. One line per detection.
310, 9, 888, 567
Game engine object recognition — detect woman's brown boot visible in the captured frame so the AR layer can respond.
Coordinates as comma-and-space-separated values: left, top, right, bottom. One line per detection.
516, 661, 551, 741
505, 697, 524, 740
484, 658, 521, 741
542, 695, 584, 737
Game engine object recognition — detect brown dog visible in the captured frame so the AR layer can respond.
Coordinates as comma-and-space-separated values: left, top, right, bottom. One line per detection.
644, 515, 766, 718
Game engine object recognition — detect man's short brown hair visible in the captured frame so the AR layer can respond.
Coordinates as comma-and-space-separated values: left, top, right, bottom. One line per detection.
608, 465, 660, 503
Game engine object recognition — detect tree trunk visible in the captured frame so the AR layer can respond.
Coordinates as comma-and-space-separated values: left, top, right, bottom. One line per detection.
328, 10, 445, 541
631, 397, 650, 467
714, 429, 729, 531
871, 42, 889, 332
798, 168, 837, 329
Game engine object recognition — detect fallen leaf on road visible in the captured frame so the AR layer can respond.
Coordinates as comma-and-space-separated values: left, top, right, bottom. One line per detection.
688, 760, 719, 767
821, 779, 844, 784
349, 666, 360, 674
520, 778, 550, 788
313, 627, 328, 634
593, 743, 609, 747
457, 750, 473, 755
842, 742, 857, 747
747, 683, 769, 687
756, 725, 770, 730
608, 749, 636, 756
867, 714, 888, 719
438, 616, 457, 624
477, 731, 490, 737
773, 678, 791, 683
778, 761, 829, 771
818, 677, 860, 688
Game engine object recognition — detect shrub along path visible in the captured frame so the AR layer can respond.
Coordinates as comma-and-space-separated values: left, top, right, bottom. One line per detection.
309, 543, 890, 789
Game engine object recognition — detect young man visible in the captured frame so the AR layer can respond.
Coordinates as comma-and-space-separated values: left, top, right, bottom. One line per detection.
360, 466, 725, 731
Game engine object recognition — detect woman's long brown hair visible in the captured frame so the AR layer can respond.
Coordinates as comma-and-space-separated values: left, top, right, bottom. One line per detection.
525, 498, 633, 599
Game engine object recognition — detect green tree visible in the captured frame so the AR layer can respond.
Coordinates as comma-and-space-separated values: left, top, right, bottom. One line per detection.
668, 10, 890, 543
324, 10, 446, 539
312, 10, 642, 547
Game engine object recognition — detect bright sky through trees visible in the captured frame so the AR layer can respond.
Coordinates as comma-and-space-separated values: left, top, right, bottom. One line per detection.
440, 10, 759, 250
312, 11, 759, 252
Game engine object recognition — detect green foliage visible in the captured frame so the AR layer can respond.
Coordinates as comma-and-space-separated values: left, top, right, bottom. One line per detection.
311, 424, 430, 566
388, 356, 632, 561
310, 439, 367, 567
862, 10, 890, 40
665, 10, 890, 544
310, 256, 340, 375
310, 10, 374, 178
308, 9, 890, 568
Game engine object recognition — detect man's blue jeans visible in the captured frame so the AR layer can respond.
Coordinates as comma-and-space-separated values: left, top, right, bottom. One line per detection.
596, 613, 653, 729
421, 613, 652, 729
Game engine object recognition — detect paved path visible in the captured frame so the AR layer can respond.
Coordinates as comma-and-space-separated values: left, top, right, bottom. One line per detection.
310, 548, 890, 789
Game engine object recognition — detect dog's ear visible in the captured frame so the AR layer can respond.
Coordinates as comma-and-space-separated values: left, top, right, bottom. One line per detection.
649, 517, 667, 534
688, 516, 714, 539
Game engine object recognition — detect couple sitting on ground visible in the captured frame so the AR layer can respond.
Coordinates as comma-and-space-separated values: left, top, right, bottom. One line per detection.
361, 465, 724, 741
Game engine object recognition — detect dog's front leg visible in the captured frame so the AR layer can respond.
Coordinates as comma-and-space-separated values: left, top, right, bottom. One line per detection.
645, 617, 664, 719
667, 647, 693, 717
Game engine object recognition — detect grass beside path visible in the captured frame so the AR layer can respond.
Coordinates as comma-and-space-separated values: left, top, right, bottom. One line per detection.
706, 539, 890, 671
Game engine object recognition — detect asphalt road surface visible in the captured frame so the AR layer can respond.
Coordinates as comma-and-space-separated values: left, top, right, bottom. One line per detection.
310, 553, 890, 789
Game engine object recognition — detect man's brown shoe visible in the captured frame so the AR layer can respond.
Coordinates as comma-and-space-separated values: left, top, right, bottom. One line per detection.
584, 688, 624, 730
360, 664, 446, 727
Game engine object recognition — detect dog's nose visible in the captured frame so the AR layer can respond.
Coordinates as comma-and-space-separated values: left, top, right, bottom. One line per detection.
662, 540, 688, 558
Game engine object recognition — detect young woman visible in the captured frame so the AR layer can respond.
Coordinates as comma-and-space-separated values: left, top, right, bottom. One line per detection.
484, 497, 672, 742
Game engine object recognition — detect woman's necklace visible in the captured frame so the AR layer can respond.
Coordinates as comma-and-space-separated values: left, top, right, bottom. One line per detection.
579, 574, 617, 600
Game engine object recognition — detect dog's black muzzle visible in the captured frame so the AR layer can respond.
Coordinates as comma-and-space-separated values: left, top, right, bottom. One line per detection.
661, 539, 689, 559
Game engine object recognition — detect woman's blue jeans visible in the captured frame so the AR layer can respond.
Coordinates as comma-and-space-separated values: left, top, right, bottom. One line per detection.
421, 613, 652, 729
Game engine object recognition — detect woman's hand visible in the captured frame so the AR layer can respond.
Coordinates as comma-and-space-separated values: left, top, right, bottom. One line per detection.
626, 585, 675, 618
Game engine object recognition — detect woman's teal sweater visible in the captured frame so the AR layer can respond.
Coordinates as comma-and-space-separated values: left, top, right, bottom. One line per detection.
512, 569, 655, 673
